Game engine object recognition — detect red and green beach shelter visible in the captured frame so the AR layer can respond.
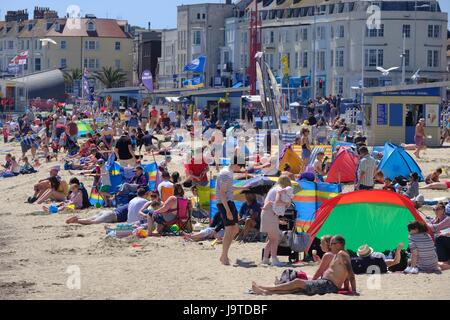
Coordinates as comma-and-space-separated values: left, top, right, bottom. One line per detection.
307, 190, 426, 253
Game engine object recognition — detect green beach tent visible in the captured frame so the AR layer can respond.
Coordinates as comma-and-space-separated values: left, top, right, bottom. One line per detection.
307, 190, 427, 253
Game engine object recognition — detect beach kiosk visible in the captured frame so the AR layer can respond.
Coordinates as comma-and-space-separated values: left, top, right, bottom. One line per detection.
363, 82, 449, 147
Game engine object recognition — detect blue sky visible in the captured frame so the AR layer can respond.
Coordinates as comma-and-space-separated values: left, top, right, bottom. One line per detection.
2, 0, 450, 29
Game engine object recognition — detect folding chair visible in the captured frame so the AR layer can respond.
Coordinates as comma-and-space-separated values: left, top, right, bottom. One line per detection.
162, 198, 192, 235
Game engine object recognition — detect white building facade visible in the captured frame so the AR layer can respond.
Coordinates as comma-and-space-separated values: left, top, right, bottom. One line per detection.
221, 0, 448, 101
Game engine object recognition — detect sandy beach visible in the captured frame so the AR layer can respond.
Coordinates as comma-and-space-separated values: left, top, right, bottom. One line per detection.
0, 138, 449, 300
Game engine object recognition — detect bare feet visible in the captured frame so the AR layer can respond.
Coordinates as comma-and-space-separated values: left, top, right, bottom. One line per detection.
251, 282, 270, 295
66, 216, 79, 224
220, 256, 231, 266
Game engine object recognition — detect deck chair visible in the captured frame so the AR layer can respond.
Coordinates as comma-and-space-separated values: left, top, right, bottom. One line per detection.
160, 186, 174, 202
162, 198, 192, 235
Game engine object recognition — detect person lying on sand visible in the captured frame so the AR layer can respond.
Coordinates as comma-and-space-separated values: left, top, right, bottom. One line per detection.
183, 210, 224, 242
250, 235, 359, 296
66, 204, 129, 225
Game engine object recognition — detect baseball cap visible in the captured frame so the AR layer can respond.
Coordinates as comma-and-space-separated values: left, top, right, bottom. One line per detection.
97, 159, 105, 165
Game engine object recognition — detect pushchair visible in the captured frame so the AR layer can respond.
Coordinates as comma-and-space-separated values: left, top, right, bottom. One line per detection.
262, 202, 300, 264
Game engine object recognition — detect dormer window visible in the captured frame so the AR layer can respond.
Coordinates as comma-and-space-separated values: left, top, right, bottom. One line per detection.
54, 22, 60, 32
28, 23, 33, 31
46, 22, 53, 30
87, 21, 96, 32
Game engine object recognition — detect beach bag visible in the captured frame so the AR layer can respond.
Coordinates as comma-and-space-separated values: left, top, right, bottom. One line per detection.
290, 227, 310, 253
278, 269, 308, 284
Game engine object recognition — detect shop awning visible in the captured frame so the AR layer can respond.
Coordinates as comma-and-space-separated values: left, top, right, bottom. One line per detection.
14, 69, 65, 101
242, 95, 261, 103
232, 82, 243, 88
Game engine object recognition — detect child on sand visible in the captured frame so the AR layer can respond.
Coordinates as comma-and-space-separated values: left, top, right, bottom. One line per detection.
42, 183, 83, 213
2, 125, 9, 143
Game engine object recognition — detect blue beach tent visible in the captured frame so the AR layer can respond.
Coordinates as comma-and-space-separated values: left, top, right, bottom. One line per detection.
378, 142, 424, 181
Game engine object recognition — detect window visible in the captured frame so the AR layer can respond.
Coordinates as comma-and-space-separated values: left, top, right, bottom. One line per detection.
301, 28, 308, 41
330, 50, 334, 67
317, 26, 325, 40
8, 41, 14, 50
295, 52, 299, 69
428, 25, 441, 38
46, 23, 53, 31
60, 58, 67, 69
427, 50, 440, 67
202, 14, 206, 19
26, 40, 29, 50
303, 51, 308, 68
115, 60, 121, 69
336, 50, 344, 67
317, 51, 326, 71
337, 25, 344, 38
35, 58, 41, 71
115, 42, 121, 50
28, 23, 33, 31
193, 31, 201, 45
330, 26, 334, 39
402, 25, 411, 38
85, 41, 98, 50
60, 40, 67, 49
197, 13, 201, 20
366, 24, 384, 37
84, 58, 100, 69
87, 21, 96, 32
365, 49, 383, 67
270, 31, 274, 44
334, 77, 343, 95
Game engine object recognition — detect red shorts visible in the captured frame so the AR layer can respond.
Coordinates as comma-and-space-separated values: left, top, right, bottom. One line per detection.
446, 181, 450, 189
414, 136, 424, 146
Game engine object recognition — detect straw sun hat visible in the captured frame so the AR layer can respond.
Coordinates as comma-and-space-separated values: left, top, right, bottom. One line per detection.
357, 244, 374, 257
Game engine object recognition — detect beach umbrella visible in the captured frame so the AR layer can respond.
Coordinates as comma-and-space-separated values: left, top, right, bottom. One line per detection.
76, 120, 94, 137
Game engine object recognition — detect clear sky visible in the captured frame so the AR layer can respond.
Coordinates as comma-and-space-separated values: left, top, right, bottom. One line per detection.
1, 0, 450, 29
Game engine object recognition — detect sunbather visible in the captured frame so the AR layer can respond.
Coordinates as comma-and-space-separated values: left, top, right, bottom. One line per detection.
28, 166, 61, 203
420, 180, 450, 191
183, 213, 224, 242
251, 235, 358, 296
35, 176, 69, 204
66, 204, 129, 225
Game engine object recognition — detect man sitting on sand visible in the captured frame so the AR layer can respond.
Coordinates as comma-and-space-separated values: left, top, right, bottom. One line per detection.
250, 235, 358, 296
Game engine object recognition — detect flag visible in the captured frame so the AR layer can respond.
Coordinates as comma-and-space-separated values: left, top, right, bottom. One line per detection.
82, 68, 90, 97
183, 56, 206, 73
141, 70, 154, 92
182, 76, 204, 89
10, 51, 28, 65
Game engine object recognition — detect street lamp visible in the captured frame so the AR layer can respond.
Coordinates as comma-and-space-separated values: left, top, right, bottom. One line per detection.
413, 2, 431, 70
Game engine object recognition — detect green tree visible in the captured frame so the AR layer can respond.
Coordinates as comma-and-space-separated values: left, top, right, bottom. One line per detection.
63, 68, 82, 86
93, 66, 127, 89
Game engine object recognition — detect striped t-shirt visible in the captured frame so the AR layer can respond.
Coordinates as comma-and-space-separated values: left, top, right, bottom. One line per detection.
408, 233, 439, 272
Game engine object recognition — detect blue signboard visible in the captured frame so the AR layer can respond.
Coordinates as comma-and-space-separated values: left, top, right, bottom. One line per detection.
369, 87, 441, 97
377, 104, 388, 125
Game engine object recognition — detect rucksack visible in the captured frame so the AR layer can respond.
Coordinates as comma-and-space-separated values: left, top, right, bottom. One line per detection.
80, 184, 92, 209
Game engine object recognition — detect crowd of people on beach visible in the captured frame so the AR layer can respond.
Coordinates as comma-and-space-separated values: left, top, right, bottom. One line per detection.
1, 95, 449, 297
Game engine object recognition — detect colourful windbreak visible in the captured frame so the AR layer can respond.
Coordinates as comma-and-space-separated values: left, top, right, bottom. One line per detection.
307, 190, 426, 253
294, 181, 341, 232
89, 188, 105, 207
143, 162, 159, 191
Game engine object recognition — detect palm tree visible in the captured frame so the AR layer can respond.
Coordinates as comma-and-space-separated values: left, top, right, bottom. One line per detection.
93, 66, 127, 89
63, 68, 82, 86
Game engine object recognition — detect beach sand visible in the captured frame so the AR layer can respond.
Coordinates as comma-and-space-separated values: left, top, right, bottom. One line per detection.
0, 138, 449, 300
